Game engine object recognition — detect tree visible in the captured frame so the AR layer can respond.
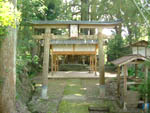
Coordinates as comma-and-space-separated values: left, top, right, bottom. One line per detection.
0, 0, 18, 112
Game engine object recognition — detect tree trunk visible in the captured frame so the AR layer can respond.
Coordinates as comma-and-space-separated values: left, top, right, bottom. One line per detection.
0, 0, 17, 113
81, 0, 89, 34
81, 0, 89, 21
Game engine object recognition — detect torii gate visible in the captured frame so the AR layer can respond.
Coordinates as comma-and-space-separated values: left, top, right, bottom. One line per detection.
30, 20, 122, 99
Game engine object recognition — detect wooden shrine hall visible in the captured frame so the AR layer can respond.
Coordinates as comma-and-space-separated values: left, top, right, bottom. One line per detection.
30, 20, 122, 97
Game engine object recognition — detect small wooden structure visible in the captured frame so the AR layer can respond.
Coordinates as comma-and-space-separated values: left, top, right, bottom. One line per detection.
50, 39, 98, 73
30, 20, 122, 98
111, 54, 148, 110
131, 40, 150, 57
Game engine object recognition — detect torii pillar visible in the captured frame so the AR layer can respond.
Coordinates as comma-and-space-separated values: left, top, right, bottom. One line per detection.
98, 28, 105, 97
41, 28, 51, 99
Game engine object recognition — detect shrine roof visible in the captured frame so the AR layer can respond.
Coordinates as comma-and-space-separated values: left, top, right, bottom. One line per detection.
30, 20, 122, 26
111, 54, 148, 67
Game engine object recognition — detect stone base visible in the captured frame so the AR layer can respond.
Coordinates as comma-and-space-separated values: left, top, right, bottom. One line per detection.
99, 85, 105, 97
41, 85, 48, 99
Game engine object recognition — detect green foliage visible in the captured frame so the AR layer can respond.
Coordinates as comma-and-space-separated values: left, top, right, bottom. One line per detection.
107, 34, 130, 61
0, 0, 20, 35
44, 0, 62, 20
138, 76, 150, 101
128, 66, 135, 77
17, 26, 41, 78
18, 0, 46, 22
127, 60, 150, 101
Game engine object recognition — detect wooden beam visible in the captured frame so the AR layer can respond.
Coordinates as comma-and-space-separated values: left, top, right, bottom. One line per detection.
33, 24, 69, 29
79, 25, 116, 29
98, 28, 105, 85
53, 51, 96, 55
33, 24, 118, 29
33, 34, 110, 40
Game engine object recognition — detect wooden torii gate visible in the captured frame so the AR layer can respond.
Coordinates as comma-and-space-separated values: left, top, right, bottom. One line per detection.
30, 20, 122, 99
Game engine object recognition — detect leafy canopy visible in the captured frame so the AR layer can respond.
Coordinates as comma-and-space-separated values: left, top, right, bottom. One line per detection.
0, 0, 20, 35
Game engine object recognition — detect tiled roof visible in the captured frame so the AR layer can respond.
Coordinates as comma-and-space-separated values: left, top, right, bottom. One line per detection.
29, 20, 122, 25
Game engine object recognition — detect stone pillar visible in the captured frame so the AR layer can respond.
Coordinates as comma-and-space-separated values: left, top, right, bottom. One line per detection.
98, 28, 105, 97
41, 28, 50, 99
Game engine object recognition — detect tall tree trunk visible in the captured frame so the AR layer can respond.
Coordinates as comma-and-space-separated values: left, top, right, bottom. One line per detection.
81, 0, 89, 21
90, 0, 97, 35
0, 0, 17, 113
81, 0, 89, 34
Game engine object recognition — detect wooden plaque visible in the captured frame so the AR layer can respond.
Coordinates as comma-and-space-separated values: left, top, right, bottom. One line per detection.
70, 25, 78, 38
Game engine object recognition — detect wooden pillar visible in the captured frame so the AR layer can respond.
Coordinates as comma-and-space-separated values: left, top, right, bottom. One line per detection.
95, 55, 97, 76
123, 65, 127, 111
98, 28, 105, 97
56, 56, 59, 71
54, 55, 57, 72
92, 56, 94, 71
51, 51, 53, 75
41, 28, 50, 99
117, 66, 121, 98
90, 56, 92, 70
145, 65, 148, 112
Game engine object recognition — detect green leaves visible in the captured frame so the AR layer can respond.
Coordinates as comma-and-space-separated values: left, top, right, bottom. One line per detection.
0, 0, 21, 35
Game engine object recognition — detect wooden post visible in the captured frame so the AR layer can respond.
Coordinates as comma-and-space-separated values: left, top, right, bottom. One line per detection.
90, 56, 92, 71
54, 55, 56, 72
117, 66, 121, 98
57, 56, 59, 71
95, 55, 97, 76
92, 56, 94, 72
98, 28, 105, 97
123, 65, 127, 111
51, 51, 53, 75
41, 28, 50, 99
145, 65, 148, 112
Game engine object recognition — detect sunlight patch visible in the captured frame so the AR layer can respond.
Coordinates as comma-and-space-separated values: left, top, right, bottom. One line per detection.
80, 88, 87, 90
69, 84, 76, 86
96, 83, 99, 86
74, 94, 82, 96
